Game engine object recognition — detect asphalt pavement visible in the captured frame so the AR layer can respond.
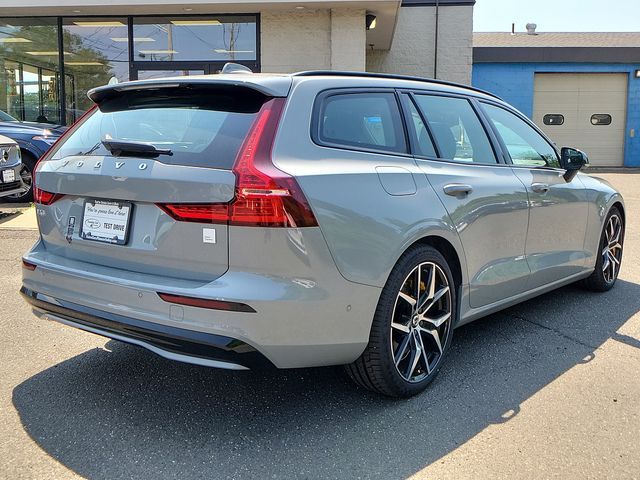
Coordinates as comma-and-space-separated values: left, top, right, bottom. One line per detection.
1, 173, 639, 479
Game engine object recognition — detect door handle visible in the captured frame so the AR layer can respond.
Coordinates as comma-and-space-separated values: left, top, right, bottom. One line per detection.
531, 183, 550, 194
443, 183, 473, 197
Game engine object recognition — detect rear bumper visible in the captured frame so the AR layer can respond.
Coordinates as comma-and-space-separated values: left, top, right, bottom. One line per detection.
21, 228, 381, 368
21, 286, 273, 370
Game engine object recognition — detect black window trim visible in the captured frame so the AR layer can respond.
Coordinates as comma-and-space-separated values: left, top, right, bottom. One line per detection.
397, 89, 507, 167
478, 99, 563, 171
310, 87, 412, 158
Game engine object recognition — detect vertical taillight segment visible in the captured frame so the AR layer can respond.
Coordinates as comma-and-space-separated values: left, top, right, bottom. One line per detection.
33, 187, 64, 206
33, 105, 98, 206
159, 97, 318, 228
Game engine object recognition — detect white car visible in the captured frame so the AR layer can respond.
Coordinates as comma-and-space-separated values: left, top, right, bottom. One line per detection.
0, 134, 28, 200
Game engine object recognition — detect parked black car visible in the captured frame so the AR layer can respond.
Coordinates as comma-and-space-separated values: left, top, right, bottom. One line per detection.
0, 110, 66, 202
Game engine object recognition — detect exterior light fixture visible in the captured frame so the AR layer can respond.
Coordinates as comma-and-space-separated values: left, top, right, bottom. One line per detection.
635, 69, 640, 78
366, 14, 377, 30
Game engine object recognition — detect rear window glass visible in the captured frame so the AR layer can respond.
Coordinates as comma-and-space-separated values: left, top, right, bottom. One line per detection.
52, 87, 266, 169
316, 92, 407, 154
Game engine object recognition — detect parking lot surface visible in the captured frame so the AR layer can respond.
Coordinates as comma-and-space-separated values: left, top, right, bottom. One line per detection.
1, 173, 639, 479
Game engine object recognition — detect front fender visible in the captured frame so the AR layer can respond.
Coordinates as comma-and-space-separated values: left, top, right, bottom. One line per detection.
14, 139, 45, 160
578, 173, 625, 265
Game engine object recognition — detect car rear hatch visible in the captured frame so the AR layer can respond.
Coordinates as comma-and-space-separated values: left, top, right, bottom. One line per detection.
34, 81, 289, 282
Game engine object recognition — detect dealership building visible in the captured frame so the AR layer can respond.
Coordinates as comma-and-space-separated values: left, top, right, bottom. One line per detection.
473, 29, 640, 167
0, 0, 474, 126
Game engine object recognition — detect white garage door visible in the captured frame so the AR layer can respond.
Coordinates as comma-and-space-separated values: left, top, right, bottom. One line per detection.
533, 73, 628, 166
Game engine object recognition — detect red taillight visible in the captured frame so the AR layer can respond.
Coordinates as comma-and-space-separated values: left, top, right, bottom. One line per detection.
157, 292, 256, 313
157, 204, 229, 223
33, 186, 64, 206
22, 259, 37, 271
158, 98, 318, 228
33, 105, 98, 205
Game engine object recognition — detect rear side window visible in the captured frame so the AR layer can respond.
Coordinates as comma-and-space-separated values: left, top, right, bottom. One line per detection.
51, 86, 266, 169
316, 92, 407, 154
412, 94, 497, 164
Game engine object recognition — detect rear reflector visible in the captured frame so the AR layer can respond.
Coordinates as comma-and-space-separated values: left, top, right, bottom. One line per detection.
157, 97, 318, 228
157, 292, 256, 313
33, 187, 64, 206
22, 259, 37, 271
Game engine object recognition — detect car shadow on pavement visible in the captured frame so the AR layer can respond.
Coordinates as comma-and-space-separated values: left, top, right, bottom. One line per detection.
12, 280, 640, 479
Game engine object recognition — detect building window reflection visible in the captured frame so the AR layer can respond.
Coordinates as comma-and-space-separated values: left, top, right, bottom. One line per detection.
0, 15, 259, 126
0, 18, 61, 124
132, 16, 257, 62
62, 17, 129, 124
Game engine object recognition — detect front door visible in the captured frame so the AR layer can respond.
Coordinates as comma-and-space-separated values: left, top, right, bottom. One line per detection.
480, 101, 589, 290
406, 93, 531, 308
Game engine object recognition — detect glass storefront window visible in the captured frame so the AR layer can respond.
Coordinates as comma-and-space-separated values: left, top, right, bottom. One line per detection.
136, 69, 204, 80
62, 17, 129, 124
132, 16, 257, 62
0, 17, 61, 124
0, 15, 259, 126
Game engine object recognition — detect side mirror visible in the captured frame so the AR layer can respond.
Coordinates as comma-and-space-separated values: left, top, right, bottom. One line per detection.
560, 147, 589, 182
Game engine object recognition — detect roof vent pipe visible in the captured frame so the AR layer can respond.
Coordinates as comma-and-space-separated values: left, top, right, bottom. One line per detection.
526, 23, 538, 35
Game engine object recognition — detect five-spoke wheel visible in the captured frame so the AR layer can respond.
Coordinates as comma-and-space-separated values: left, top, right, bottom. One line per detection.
346, 245, 456, 397
601, 213, 623, 284
582, 207, 624, 292
391, 262, 452, 383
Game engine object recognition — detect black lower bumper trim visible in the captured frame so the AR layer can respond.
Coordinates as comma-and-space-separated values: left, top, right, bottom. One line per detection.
20, 286, 275, 370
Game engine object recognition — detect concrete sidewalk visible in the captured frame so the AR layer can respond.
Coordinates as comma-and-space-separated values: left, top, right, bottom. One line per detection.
0, 205, 37, 231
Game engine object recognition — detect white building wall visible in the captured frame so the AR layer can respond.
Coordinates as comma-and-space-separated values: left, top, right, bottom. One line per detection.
261, 8, 366, 73
261, 10, 331, 72
330, 9, 366, 71
366, 5, 473, 85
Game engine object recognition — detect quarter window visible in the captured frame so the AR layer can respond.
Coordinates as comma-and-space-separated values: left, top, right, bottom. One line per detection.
317, 92, 407, 154
482, 103, 560, 169
412, 95, 497, 164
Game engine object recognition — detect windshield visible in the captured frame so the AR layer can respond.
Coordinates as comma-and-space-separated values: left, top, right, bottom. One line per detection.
0, 110, 17, 122
51, 87, 267, 169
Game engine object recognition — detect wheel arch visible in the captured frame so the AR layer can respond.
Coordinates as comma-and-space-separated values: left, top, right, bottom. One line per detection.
406, 235, 464, 289
17, 144, 40, 164
611, 201, 625, 225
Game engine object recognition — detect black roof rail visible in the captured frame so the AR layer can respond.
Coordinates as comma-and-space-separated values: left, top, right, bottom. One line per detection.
292, 70, 500, 100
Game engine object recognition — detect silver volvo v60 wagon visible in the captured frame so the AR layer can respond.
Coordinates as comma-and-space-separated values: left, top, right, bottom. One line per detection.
21, 70, 625, 397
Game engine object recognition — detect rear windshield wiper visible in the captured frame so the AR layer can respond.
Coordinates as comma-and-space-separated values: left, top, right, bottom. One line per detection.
101, 139, 173, 157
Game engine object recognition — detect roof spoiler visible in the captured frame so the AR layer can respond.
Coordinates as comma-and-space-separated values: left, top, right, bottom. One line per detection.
87, 75, 291, 104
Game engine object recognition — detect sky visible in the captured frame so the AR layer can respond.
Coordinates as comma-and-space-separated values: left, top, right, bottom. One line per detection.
473, 0, 640, 32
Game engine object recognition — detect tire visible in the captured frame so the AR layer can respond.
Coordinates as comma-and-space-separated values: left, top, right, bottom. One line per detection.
3, 150, 34, 203
346, 245, 456, 398
581, 207, 624, 292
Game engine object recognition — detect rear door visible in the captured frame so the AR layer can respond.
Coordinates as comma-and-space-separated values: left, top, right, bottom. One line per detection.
480, 101, 589, 288
35, 85, 268, 282
405, 92, 531, 308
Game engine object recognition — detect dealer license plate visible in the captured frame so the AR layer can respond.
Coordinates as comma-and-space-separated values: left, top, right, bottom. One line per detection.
80, 199, 132, 245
